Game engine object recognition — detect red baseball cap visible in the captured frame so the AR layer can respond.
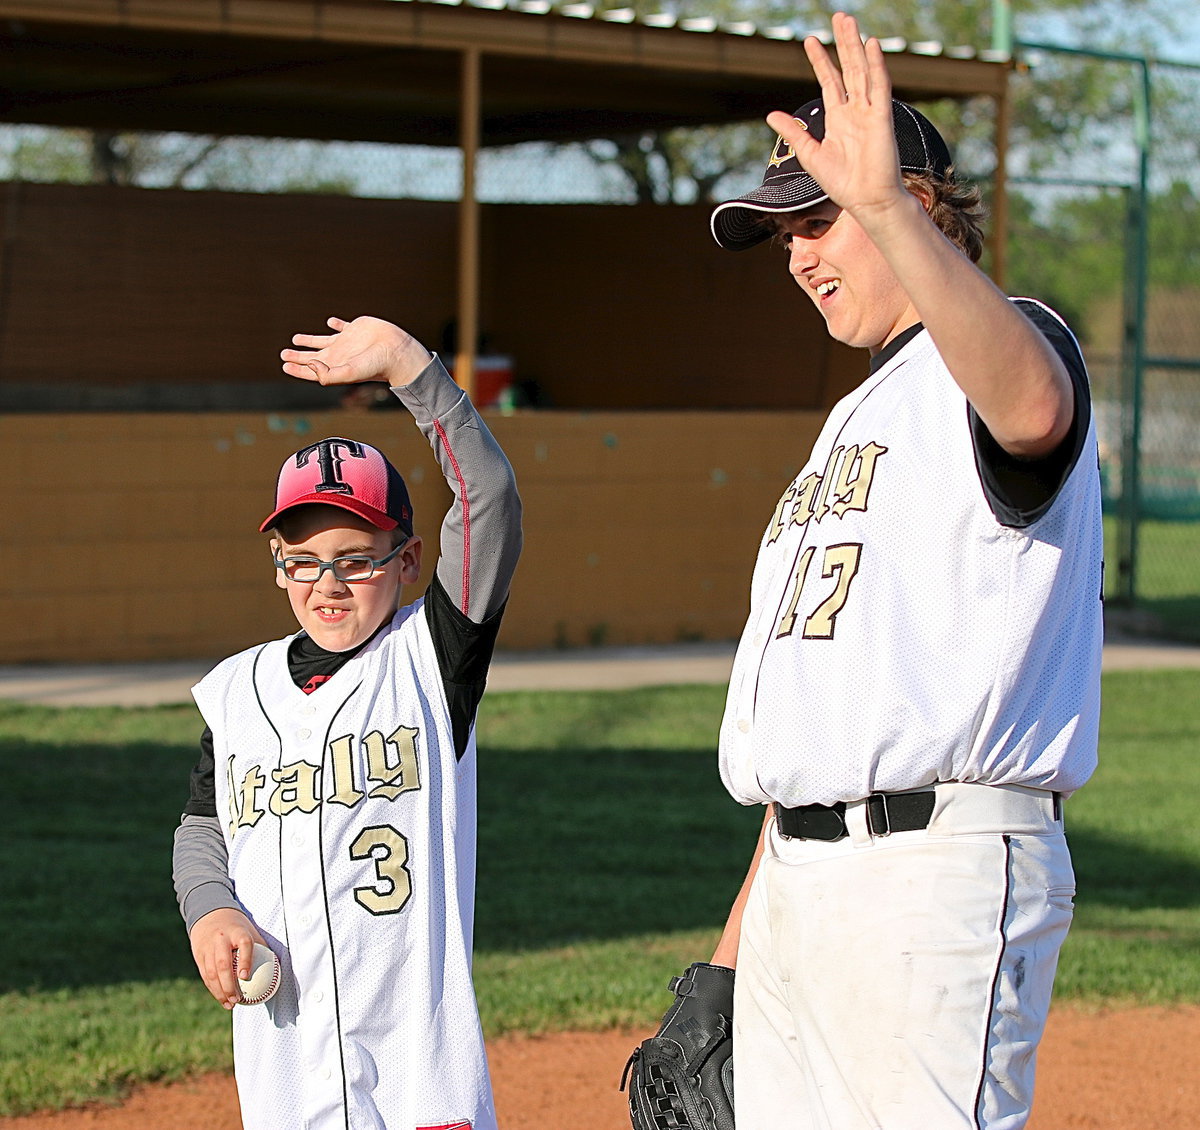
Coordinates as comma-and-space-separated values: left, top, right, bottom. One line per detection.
259, 437, 413, 534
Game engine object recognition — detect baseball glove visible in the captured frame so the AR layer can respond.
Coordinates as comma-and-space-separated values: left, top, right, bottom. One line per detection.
620, 962, 735, 1130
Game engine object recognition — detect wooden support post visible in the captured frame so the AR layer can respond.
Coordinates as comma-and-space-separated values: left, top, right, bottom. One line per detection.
455, 46, 481, 399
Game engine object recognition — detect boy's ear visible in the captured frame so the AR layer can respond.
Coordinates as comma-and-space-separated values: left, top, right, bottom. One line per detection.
269, 540, 288, 590
399, 536, 423, 584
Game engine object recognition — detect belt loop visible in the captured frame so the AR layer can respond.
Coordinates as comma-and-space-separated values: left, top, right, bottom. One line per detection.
1053, 791, 1063, 822
866, 793, 890, 836
844, 798, 872, 846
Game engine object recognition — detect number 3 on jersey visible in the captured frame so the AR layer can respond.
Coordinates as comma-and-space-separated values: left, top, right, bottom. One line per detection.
777, 542, 863, 639
350, 825, 412, 915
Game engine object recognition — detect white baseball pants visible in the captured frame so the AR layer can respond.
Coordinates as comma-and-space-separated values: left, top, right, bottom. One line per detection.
734, 783, 1074, 1130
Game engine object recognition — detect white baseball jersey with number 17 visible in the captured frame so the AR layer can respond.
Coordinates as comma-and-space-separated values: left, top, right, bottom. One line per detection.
719, 312, 1103, 808
195, 598, 493, 1130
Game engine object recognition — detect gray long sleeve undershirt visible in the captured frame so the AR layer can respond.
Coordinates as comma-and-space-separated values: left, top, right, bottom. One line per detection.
398, 354, 522, 623
172, 355, 522, 934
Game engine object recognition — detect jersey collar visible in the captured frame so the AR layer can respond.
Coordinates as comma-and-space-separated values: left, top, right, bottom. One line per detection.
870, 322, 926, 373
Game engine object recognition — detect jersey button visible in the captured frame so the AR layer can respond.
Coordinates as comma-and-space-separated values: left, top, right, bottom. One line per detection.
297, 728, 312, 740
753, 633, 764, 647
299, 913, 312, 927
737, 718, 750, 733
312, 990, 324, 1003
292, 833, 305, 847
321, 1067, 332, 1081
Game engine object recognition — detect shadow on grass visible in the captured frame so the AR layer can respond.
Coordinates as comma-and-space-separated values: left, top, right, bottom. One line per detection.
0, 729, 204, 994
0, 723, 760, 992
1068, 826, 1200, 912
3, 702, 1198, 992
474, 744, 762, 952
475, 758, 1200, 950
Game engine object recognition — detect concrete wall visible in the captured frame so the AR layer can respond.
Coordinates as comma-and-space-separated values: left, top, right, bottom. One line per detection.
3, 408, 825, 662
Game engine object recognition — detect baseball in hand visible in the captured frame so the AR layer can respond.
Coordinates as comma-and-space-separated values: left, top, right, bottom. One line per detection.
232, 943, 281, 1005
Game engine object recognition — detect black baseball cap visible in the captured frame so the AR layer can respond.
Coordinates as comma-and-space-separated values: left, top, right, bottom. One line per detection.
710, 97, 953, 252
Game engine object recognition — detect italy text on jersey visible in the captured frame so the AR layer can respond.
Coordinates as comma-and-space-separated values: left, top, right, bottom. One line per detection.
225, 722, 422, 915
767, 439, 886, 640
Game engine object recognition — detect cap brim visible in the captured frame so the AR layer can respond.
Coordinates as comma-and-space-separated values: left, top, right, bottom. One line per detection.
259, 494, 399, 534
710, 177, 830, 251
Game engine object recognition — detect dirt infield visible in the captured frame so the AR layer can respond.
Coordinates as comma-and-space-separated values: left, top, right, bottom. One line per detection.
1, 1004, 1196, 1129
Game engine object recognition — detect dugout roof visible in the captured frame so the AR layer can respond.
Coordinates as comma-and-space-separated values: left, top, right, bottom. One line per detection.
0, 0, 1009, 145
0, 0, 1014, 394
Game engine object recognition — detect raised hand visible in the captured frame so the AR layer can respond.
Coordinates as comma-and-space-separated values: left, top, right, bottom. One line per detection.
766, 12, 906, 224
281, 315, 433, 388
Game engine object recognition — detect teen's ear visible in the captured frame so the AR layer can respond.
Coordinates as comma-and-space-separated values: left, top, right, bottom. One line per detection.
270, 540, 288, 590
908, 181, 936, 215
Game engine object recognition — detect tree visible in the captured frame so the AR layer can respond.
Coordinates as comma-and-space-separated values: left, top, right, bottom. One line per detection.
1002, 177, 1200, 347
569, 0, 1192, 202
0, 125, 357, 195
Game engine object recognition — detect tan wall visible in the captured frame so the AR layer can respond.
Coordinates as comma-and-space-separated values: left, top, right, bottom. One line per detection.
2, 409, 824, 663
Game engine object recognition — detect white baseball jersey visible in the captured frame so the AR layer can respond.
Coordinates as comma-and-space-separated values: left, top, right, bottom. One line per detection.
720, 308, 1103, 808
194, 599, 495, 1130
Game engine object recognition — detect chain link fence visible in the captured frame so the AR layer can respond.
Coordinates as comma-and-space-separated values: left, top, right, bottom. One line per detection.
1132, 58, 1200, 637
1004, 49, 1200, 638
0, 126, 647, 203
1, 41, 1197, 635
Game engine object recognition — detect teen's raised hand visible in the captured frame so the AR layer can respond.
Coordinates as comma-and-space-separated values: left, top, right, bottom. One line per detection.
766, 12, 906, 223
281, 316, 433, 388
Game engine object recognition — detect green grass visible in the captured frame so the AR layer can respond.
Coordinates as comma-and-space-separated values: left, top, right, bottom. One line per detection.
1051, 668, 1200, 1002
1, 672, 1199, 1113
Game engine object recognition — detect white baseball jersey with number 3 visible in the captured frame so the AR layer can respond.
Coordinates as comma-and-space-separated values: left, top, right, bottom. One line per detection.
195, 598, 493, 1130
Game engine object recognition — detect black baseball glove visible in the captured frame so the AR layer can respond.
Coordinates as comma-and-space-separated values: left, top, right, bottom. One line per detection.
620, 962, 735, 1130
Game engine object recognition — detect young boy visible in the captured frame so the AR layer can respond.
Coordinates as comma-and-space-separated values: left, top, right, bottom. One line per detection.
172, 315, 521, 1130
703, 13, 1101, 1130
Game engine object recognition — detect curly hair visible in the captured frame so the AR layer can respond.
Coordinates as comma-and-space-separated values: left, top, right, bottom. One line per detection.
903, 168, 987, 263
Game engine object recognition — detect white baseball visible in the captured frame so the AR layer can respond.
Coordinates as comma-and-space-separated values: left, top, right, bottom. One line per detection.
232, 943, 281, 1005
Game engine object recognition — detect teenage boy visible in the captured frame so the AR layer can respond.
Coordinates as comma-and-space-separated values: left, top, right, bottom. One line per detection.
706, 14, 1101, 1128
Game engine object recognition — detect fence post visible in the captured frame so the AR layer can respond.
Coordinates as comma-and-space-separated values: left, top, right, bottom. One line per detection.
1014, 41, 1154, 609
1114, 60, 1152, 606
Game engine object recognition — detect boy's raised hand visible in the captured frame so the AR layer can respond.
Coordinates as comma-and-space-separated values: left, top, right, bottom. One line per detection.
766, 11, 906, 225
281, 316, 433, 389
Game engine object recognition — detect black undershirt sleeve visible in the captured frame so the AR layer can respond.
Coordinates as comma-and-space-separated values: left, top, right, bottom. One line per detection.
422, 572, 507, 761
183, 727, 217, 817
969, 300, 1092, 529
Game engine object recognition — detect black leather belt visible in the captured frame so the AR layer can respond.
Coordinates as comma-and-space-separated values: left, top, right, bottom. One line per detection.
774, 791, 936, 841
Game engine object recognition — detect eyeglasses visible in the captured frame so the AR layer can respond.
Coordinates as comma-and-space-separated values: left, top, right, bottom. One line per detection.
273, 540, 408, 584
